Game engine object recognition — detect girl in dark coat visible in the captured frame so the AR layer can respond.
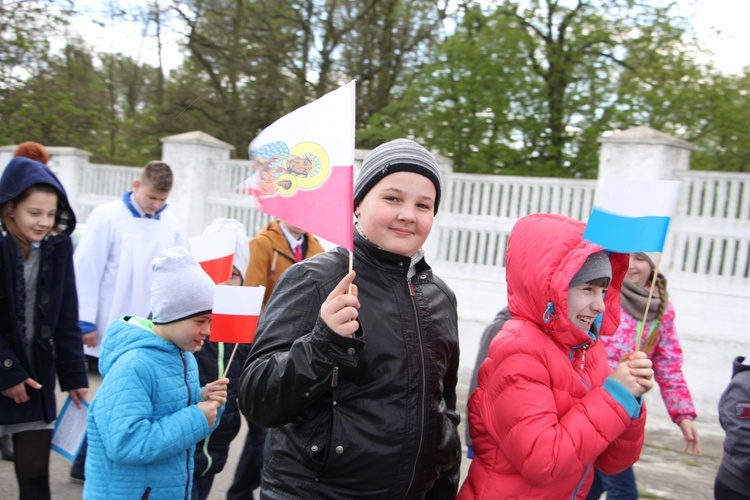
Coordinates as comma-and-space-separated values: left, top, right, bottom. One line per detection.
0, 157, 88, 499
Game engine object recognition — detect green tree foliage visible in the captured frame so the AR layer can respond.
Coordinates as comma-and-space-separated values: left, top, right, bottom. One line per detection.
0, 0, 747, 173
372, 0, 748, 175
0, 0, 74, 144
1, 37, 166, 165
167, 0, 300, 157
0, 41, 104, 150
168, 0, 446, 156
687, 70, 750, 172
341, 0, 447, 140
0, 0, 71, 89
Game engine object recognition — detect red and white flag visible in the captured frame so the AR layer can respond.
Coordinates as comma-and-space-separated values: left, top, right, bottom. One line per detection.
189, 229, 237, 284
241, 80, 355, 251
210, 285, 265, 344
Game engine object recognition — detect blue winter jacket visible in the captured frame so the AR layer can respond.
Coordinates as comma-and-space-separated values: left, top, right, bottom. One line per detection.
84, 317, 221, 499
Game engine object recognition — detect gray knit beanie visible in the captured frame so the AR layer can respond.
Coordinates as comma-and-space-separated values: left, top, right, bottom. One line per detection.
637, 252, 660, 269
569, 251, 612, 287
151, 246, 215, 324
354, 138, 442, 214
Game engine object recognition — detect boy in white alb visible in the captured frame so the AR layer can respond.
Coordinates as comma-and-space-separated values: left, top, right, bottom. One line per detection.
74, 161, 182, 357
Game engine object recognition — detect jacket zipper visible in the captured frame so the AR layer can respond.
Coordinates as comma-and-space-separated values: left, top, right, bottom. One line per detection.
580, 344, 588, 370
330, 366, 339, 387
572, 463, 591, 499
181, 351, 191, 499
405, 276, 425, 497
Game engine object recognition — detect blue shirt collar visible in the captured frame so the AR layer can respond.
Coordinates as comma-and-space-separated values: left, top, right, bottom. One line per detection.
122, 191, 167, 220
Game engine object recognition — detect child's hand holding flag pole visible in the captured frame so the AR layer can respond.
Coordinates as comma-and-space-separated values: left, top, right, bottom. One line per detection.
582, 177, 681, 350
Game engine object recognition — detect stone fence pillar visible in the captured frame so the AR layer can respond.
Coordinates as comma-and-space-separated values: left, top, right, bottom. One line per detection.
597, 126, 692, 180
160, 131, 235, 239
0, 145, 92, 214
46, 147, 93, 212
0, 146, 15, 169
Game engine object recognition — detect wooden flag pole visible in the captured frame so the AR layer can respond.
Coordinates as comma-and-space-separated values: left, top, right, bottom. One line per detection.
348, 250, 354, 294
635, 252, 663, 351
222, 343, 240, 379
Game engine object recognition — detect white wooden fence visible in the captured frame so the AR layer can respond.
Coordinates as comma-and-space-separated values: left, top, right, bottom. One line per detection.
1, 127, 748, 421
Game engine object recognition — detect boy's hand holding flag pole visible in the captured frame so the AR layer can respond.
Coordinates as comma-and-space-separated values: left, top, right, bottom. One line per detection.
239, 80, 356, 275
582, 177, 681, 349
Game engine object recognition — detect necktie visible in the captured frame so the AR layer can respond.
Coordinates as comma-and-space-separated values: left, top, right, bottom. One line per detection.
294, 244, 303, 262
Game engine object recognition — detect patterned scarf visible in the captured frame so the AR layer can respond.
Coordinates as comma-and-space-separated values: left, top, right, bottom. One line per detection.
620, 278, 661, 322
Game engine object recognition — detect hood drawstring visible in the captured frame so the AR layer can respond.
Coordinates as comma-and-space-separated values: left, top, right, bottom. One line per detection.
543, 302, 555, 324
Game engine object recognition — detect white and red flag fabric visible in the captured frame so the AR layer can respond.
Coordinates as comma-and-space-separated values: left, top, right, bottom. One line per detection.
210, 285, 265, 344
189, 229, 237, 284
239, 80, 356, 251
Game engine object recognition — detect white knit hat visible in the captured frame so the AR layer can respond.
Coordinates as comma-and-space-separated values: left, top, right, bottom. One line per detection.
202, 218, 250, 282
151, 246, 215, 324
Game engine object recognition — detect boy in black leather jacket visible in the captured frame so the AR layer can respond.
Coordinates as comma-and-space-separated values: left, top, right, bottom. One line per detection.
238, 138, 461, 499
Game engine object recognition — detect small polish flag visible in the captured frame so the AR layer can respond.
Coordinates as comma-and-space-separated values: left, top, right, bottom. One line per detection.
189, 229, 237, 284
210, 285, 265, 344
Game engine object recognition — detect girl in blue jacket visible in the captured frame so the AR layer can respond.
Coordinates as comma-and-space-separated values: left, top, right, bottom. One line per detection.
0, 156, 89, 499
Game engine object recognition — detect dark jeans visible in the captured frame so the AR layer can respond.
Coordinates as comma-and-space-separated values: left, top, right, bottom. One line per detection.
586, 467, 638, 500
227, 419, 267, 500
715, 477, 750, 499
70, 354, 100, 479
13, 429, 53, 500
71, 437, 87, 477
192, 473, 215, 500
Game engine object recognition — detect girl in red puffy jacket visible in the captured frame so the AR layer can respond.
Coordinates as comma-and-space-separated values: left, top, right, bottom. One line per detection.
459, 214, 654, 499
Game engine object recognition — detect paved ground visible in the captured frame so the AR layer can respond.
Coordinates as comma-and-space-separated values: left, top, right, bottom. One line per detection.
1, 306, 727, 500
1, 366, 723, 499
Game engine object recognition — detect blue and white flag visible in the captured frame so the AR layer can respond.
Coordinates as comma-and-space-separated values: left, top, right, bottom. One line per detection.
583, 177, 681, 253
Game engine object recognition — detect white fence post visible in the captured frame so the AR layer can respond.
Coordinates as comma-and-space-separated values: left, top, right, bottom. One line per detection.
597, 125, 692, 180
160, 131, 235, 239
0, 145, 92, 219
46, 147, 93, 217
0, 146, 15, 169
597, 126, 692, 270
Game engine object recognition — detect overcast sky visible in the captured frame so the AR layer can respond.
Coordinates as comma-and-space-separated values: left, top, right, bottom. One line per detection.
67, 0, 750, 75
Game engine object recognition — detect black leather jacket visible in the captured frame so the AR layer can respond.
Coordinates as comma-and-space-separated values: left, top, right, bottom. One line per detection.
238, 230, 461, 499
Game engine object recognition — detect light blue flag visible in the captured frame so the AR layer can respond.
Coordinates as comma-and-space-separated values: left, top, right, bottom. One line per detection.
583, 177, 681, 253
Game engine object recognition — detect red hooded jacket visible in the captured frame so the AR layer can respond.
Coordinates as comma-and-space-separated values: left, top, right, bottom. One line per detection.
458, 214, 646, 499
